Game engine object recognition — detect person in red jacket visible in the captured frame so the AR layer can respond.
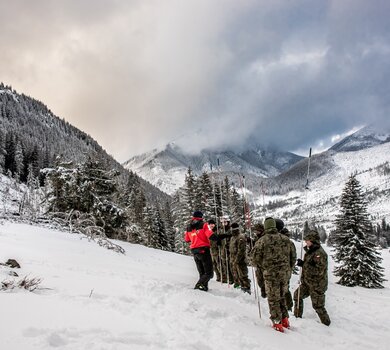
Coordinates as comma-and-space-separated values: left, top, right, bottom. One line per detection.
184, 211, 224, 291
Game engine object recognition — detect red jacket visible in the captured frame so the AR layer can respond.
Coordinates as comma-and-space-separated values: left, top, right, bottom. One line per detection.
184, 220, 214, 250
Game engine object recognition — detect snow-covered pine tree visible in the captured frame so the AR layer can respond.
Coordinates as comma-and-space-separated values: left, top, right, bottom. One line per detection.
162, 200, 176, 252
230, 186, 244, 226
78, 154, 125, 238
14, 140, 23, 181
333, 174, 385, 288
44, 157, 75, 213
196, 172, 214, 218
120, 171, 146, 226
0, 129, 5, 171
183, 167, 196, 212
171, 189, 191, 254
143, 205, 168, 249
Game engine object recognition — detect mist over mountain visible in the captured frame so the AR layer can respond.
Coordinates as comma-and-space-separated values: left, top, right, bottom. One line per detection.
123, 142, 302, 195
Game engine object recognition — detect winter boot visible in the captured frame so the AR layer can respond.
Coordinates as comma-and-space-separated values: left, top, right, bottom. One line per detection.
272, 323, 284, 333
318, 312, 331, 326
281, 317, 290, 329
195, 283, 208, 292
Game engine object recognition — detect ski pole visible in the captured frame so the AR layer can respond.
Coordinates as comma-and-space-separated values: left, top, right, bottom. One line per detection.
297, 147, 312, 314
211, 161, 223, 285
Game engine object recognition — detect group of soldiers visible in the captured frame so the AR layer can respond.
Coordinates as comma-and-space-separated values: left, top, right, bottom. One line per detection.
184, 211, 331, 332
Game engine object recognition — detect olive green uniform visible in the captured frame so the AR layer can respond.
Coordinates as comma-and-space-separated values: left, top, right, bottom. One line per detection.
210, 235, 222, 282
219, 224, 234, 284
251, 224, 292, 324
294, 231, 331, 326
229, 226, 251, 291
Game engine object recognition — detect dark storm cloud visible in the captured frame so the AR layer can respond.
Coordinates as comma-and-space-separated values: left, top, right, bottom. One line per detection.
1, 0, 389, 161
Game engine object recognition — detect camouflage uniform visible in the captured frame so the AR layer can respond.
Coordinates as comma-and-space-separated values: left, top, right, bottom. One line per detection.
293, 230, 331, 326
278, 224, 296, 311
209, 224, 223, 282
250, 223, 266, 298
251, 218, 292, 326
219, 222, 233, 284
229, 223, 251, 293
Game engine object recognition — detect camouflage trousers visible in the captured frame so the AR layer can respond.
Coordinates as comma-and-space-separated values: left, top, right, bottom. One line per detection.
293, 282, 331, 326
263, 270, 290, 324
221, 251, 234, 284
211, 253, 222, 281
230, 260, 251, 289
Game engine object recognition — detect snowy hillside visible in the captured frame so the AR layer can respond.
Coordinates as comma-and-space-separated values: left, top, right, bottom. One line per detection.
123, 143, 302, 195
330, 125, 390, 152
1, 222, 389, 350
255, 141, 390, 231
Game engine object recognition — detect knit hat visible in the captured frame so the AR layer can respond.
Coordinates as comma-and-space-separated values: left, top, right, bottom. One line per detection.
192, 211, 203, 219
208, 219, 216, 225
231, 222, 239, 229
264, 217, 276, 231
275, 218, 284, 232
303, 230, 320, 243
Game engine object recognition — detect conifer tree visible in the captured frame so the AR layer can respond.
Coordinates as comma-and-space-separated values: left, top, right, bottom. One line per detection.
333, 174, 385, 288
197, 172, 214, 218
171, 189, 191, 254
162, 200, 176, 252
212, 180, 223, 219
0, 129, 5, 172
183, 167, 196, 213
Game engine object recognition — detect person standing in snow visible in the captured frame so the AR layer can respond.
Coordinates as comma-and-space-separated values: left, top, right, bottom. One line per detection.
184, 211, 226, 291
293, 230, 331, 326
275, 219, 296, 311
250, 222, 266, 298
208, 219, 222, 282
251, 217, 292, 332
219, 216, 234, 284
229, 222, 251, 293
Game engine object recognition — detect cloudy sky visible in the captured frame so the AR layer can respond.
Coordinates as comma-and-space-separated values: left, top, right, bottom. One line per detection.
1, 0, 389, 162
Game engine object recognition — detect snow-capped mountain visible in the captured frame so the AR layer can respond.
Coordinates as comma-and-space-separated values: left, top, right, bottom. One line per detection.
330, 124, 390, 152
124, 124, 390, 231
123, 143, 302, 194
252, 140, 390, 232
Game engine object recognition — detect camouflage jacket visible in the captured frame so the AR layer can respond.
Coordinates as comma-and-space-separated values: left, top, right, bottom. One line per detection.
219, 226, 232, 256
229, 229, 247, 264
251, 228, 292, 277
289, 240, 297, 271
302, 243, 328, 291
209, 227, 220, 256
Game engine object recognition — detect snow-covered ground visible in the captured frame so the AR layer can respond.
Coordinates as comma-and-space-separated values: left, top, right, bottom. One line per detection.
1, 222, 389, 350
257, 142, 390, 231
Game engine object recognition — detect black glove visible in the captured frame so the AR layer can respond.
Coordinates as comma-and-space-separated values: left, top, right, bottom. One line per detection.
296, 258, 304, 267
217, 234, 229, 241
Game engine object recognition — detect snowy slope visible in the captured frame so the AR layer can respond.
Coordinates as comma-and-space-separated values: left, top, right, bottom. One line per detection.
255, 141, 390, 231
330, 125, 390, 152
1, 222, 390, 350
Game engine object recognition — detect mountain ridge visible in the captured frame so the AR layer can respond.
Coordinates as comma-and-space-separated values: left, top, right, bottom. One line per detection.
123, 142, 303, 194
